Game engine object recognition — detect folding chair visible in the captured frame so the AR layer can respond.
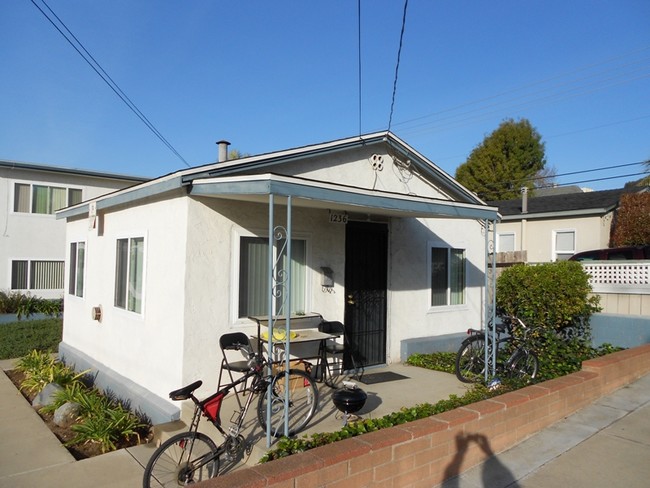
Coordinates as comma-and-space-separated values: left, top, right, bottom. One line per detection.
217, 332, 253, 408
318, 320, 362, 385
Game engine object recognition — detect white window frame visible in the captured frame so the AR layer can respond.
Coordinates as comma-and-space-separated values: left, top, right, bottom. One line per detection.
427, 240, 467, 311
10, 259, 65, 291
231, 228, 311, 325
114, 235, 146, 315
12, 180, 83, 215
68, 241, 86, 298
497, 232, 516, 252
553, 229, 576, 261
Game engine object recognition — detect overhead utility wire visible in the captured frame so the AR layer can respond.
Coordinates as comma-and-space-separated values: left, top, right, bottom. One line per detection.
387, 0, 409, 132
357, 0, 362, 136
478, 160, 648, 195
401, 68, 650, 137
392, 45, 650, 132
31, 0, 190, 168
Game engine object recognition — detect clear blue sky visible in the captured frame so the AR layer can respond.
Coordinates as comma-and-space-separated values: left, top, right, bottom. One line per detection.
2, 0, 649, 190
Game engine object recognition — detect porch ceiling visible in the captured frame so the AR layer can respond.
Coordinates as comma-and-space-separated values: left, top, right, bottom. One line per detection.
189, 173, 500, 221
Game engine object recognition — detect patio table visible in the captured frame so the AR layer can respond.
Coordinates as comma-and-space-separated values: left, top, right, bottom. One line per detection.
248, 315, 340, 383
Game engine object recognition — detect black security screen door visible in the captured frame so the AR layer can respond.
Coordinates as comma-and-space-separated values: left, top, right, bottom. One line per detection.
344, 221, 388, 368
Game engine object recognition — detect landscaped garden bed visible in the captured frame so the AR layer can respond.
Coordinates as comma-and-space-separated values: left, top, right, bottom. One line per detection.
5, 351, 152, 460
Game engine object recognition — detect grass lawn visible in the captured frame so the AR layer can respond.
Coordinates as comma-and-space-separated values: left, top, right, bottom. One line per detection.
0, 318, 62, 360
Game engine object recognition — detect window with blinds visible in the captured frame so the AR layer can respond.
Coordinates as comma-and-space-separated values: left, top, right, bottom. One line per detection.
11, 260, 65, 290
554, 230, 576, 261
238, 236, 306, 318
13, 183, 82, 214
430, 246, 466, 307
114, 237, 144, 313
69, 242, 86, 297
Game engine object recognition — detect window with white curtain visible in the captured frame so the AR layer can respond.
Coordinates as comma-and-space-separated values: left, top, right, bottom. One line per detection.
11, 260, 64, 290
114, 237, 144, 313
430, 246, 466, 307
13, 183, 82, 214
554, 230, 576, 261
238, 236, 306, 318
69, 242, 86, 297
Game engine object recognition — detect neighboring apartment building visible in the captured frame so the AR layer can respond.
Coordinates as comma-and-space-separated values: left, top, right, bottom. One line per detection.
1, 160, 147, 299
488, 186, 639, 264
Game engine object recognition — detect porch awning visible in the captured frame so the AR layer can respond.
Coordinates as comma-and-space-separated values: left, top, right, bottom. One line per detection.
189, 173, 500, 221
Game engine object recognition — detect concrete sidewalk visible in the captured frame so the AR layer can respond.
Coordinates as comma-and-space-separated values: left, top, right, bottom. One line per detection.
0, 360, 467, 487
2, 355, 649, 487
439, 372, 650, 487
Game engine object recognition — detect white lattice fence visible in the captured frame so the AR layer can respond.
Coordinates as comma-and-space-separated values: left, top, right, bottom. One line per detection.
582, 261, 650, 294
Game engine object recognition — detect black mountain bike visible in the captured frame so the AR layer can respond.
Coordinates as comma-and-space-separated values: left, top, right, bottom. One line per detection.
455, 315, 539, 384
143, 345, 318, 487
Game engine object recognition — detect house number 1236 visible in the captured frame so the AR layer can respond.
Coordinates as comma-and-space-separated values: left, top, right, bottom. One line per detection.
329, 212, 348, 224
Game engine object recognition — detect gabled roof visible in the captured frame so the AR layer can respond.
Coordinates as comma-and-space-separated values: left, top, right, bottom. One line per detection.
58, 132, 499, 221
489, 187, 639, 220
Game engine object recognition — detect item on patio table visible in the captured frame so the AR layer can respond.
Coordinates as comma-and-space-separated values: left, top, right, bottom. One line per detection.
260, 328, 298, 341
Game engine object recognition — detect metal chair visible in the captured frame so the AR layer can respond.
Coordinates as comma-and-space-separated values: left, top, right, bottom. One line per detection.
217, 332, 253, 408
318, 320, 362, 385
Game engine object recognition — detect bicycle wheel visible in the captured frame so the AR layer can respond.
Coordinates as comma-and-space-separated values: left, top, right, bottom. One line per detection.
509, 350, 539, 382
455, 336, 486, 383
257, 368, 319, 437
143, 432, 219, 488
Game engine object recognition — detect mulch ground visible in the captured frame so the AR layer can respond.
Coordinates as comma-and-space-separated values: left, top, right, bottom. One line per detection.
4, 369, 151, 460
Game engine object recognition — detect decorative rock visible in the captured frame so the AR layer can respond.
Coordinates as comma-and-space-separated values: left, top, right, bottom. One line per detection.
54, 402, 81, 428
32, 383, 63, 409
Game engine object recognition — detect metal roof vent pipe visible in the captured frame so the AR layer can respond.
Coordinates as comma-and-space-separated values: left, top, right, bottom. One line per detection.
217, 140, 231, 162
521, 186, 528, 214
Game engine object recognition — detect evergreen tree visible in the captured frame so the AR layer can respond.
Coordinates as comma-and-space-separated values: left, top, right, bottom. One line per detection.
455, 118, 547, 201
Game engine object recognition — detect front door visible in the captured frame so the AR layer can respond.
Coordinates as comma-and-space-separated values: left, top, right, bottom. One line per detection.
344, 221, 388, 368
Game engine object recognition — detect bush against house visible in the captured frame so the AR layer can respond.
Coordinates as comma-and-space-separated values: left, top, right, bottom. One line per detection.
496, 261, 600, 331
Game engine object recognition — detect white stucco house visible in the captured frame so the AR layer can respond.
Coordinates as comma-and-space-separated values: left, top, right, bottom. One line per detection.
57, 132, 499, 423
488, 186, 641, 264
0, 160, 146, 299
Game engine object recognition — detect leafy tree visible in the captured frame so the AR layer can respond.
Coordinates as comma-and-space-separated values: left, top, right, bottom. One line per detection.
610, 192, 650, 246
455, 118, 548, 201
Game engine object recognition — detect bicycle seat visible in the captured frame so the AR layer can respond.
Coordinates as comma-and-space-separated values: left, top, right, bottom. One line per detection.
169, 380, 203, 401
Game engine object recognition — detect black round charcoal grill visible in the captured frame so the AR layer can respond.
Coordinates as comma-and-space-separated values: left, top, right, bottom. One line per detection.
332, 384, 367, 425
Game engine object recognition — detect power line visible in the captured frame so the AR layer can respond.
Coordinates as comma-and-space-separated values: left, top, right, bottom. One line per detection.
392, 46, 650, 137
358, 0, 362, 136
476, 160, 649, 196
30, 0, 190, 168
387, 0, 409, 132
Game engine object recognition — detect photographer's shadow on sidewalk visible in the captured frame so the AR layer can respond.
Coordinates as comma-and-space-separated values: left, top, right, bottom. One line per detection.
441, 432, 519, 488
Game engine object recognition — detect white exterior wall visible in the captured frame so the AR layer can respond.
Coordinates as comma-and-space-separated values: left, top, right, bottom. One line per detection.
63, 193, 188, 400
274, 147, 449, 200
389, 217, 486, 362
180, 197, 348, 396
0, 165, 140, 298
497, 214, 611, 263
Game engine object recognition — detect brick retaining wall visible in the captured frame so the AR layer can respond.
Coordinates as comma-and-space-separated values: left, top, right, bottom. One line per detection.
201, 344, 650, 488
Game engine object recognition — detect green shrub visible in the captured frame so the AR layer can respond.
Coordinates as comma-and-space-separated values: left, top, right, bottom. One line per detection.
260, 383, 515, 462
0, 318, 62, 359
406, 352, 455, 373
13, 350, 88, 394
14, 350, 147, 454
0, 290, 62, 318
496, 261, 600, 331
